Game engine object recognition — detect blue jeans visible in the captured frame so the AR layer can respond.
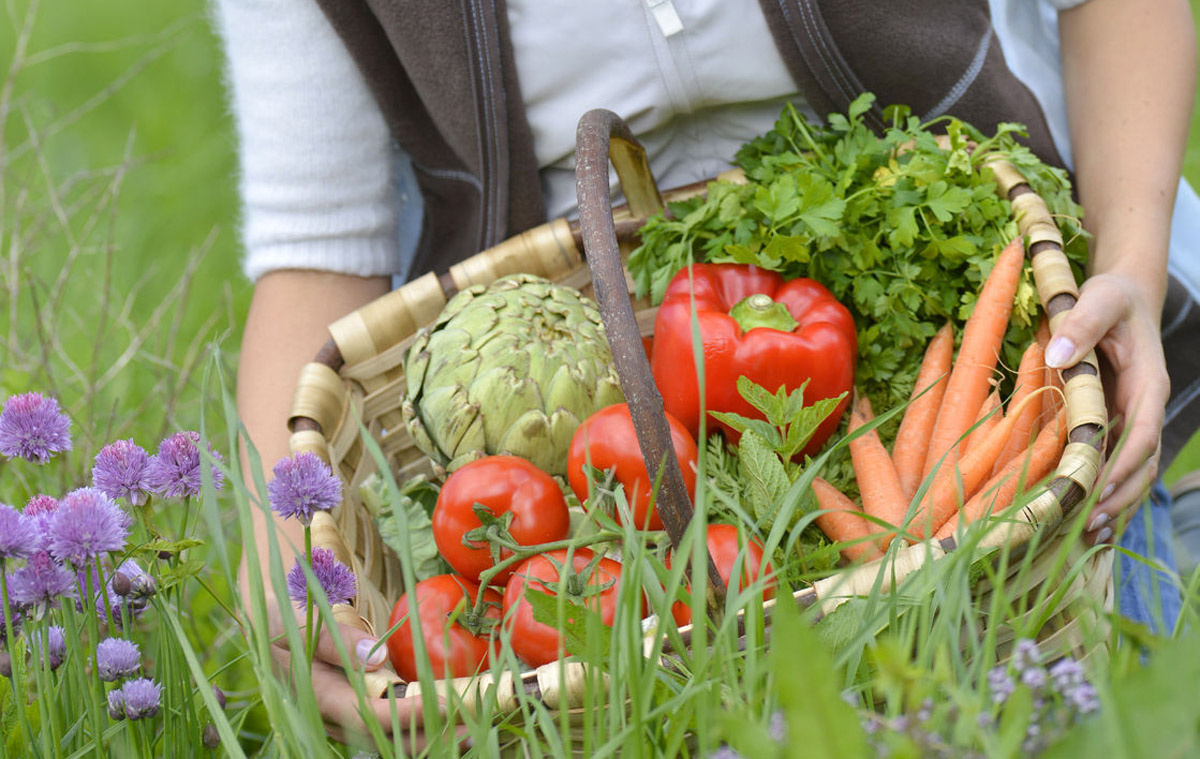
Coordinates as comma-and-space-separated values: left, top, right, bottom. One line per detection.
1115, 482, 1183, 635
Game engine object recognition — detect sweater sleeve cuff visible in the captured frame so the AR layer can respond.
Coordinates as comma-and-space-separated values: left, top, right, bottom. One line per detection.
242, 237, 402, 282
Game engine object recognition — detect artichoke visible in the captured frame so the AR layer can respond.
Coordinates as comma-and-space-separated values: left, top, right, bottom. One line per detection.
402, 274, 624, 476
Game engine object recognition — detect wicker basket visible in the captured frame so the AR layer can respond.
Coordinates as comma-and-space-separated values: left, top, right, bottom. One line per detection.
287, 109, 1113, 720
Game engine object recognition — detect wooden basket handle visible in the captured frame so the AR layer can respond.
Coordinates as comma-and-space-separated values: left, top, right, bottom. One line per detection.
574, 108, 727, 620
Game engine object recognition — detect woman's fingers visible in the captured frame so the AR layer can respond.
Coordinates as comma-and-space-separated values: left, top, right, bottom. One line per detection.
271, 643, 441, 748
1044, 274, 1170, 538
1043, 280, 1120, 371
311, 618, 390, 671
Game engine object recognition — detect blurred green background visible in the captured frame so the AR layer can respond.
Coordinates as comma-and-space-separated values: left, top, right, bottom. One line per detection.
0, 0, 1198, 459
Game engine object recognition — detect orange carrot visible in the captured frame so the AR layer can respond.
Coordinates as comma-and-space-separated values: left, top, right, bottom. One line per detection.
812, 477, 884, 563
963, 388, 1002, 456
993, 342, 1046, 475
909, 389, 1045, 541
923, 238, 1027, 481
848, 395, 907, 549
893, 322, 954, 500
1039, 364, 1065, 433
1035, 315, 1051, 351
935, 405, 1066, 539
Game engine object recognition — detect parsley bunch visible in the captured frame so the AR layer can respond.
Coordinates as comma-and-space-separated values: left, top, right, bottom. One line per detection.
628, 94, 1087, 432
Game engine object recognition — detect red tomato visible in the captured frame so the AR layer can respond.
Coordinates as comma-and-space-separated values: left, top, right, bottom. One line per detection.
432, 455, 571, 585
502, 548, 625, 667
566, 404, 698, 530
386, 574, 502, 681
670, 524, 776, 627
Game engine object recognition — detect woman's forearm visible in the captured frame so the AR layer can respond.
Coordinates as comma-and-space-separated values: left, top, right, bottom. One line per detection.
1059, 0, 1196, 313
236, 269, 391, 589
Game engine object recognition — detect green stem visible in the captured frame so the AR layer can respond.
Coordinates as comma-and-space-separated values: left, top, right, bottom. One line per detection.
0, 565, 41, 758
303, 527, 315, 669
469, 531, 624, 617
80, 566, 107, 757
29, 617, 64, 759
176, 496, 191, 547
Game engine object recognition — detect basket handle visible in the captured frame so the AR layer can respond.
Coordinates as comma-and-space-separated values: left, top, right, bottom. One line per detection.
574, 108, 727, 621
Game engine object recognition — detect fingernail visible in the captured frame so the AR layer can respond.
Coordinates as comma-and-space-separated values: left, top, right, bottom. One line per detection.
1100, 484, 1115, 502
357, 638, 386, 666
1045, 337, 1075, 368
1087, 512, 1109, 532
1095, 527, 1113, 544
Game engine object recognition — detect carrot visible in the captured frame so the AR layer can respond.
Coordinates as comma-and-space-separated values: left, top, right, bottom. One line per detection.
992, 341, 1046, 475
909, 389, 1045, 541
892, 322, 954, 499
811, 477, 884, 563
1039, 364, 1065, 433
1035, 315, 1051, 351
935, 405, 1067, 540
962, 388, 1002, 456
848, 395, 907, 549
922, 238, 1027, 481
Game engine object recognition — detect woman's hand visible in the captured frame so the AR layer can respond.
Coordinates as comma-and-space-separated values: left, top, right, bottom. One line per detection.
261, 592, 440, 746
1044, 272, 1170, 544
1058, 0, 1196, 543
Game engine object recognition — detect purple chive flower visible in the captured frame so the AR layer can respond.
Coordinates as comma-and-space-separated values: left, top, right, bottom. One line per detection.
7, 551, 77, 610
120, 677, 162, 720
0, 504, 38, 560
34, 626, 66, 670
23, 495, 58, 518
22, 496, 59, 551
107, 688, 126, 720
47, 488, 131, 566
96, 637, 141, 681
92, 440, 152, 506
286, 547, 357, 608
268, 452, 342, 526
0, 393, 73, 464
145, 431, 224, 499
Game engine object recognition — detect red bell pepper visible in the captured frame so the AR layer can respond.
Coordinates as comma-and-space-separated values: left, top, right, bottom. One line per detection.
650, 263, 856, 457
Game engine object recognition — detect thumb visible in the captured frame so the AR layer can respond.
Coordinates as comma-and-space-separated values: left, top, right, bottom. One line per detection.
314, 619, 390, 671
1043, 280, 1121, 369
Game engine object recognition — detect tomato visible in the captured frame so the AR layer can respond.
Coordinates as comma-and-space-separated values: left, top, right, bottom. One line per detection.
432, 455, 571, 585
386, 573, 502, 681
670, 524, 776, 627
566, 404, 698, 530
502, 548, 626, 667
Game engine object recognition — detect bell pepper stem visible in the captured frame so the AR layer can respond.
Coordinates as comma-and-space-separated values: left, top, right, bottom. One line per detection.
729, 293, 799, 333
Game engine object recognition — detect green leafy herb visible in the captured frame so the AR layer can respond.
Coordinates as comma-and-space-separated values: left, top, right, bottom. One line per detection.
628, 93, 1087, 435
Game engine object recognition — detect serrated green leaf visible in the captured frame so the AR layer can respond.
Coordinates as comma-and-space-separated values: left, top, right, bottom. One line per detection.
524, 587, 611, 659
738, 429, 791, 528
781, 394, 845, 460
